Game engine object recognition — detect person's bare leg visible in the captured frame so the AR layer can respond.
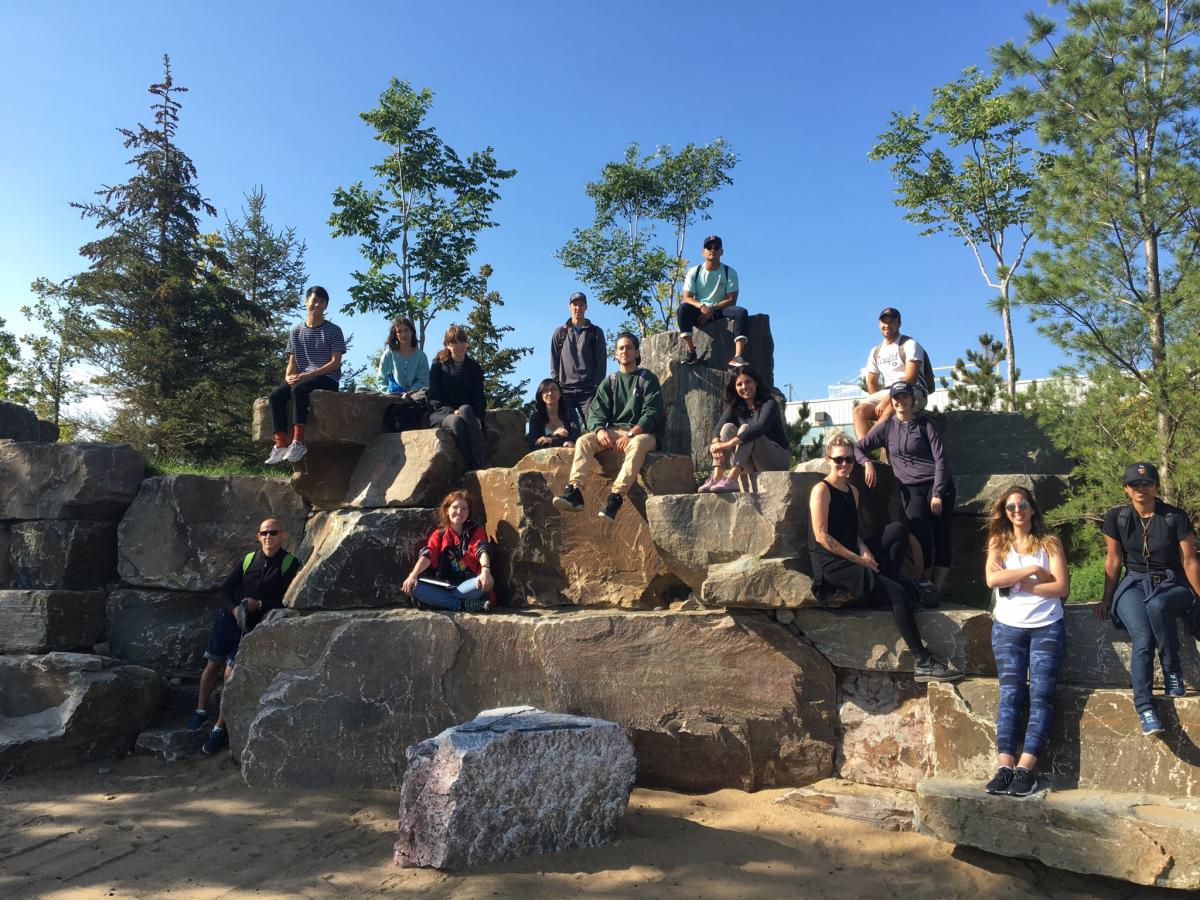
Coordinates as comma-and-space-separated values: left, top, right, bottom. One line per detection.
197, 659, 223, 712
733, 336, 747, 358
214, 664, 234, 729
853, 401, 879, 440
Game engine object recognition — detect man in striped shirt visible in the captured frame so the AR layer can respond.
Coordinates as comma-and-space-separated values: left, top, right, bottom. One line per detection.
265, 286, 347, 464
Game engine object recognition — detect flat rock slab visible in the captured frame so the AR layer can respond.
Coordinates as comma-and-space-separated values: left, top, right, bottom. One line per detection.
836, 671, 931, 790
105, 589, 219, 675
928, 678, 1200, 797
0, 653, 165, 776
468, 449, 692, 608
135, 717, 208, 761
916, 778, 1200, 890
346, 430, 462, 509
0, 442, 144, 520
777, 778, 917, 832
286, 507, 435, 610
793, 606, 995, 675
394, 706, 636, 869
252, 391, 394, 446
117, 475, 307, 591
224, 608, 835, 793
8, 520, 118, 590
0, 590, 106, 653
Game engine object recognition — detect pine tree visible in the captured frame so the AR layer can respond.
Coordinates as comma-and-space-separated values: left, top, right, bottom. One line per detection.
464, 264, 532, 409
10, 290, 91, 434
942, 333, 1013, 411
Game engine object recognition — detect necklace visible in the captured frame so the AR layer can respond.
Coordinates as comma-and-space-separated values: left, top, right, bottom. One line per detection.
1138, 509, 1155, 565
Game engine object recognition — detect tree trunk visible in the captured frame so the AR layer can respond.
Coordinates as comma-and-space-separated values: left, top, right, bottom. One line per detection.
1145, 234, 1171, 499
1000, 281, 1017, 406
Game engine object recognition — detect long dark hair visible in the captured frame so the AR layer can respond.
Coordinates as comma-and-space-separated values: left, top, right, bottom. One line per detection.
387, 316, 419, 351
724, 365, 764, 415
534, 378, 571, 423
435, 325, 469, 363
986, 484, 1054, 556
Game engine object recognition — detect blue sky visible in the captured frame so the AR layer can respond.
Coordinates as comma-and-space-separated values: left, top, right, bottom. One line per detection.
0, 1, 1064, 403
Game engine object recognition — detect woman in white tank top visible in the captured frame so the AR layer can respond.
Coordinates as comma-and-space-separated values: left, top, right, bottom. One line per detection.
981, 486, 1070, 798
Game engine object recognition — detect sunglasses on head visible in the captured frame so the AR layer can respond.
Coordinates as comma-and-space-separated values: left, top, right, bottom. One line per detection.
259, 529, 281, 536
1128, 480, 1155, 489
829, 455, 854, 465
1005, 501, 1031, 513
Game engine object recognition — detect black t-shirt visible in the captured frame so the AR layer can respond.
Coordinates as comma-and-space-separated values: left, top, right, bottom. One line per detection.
1102, 501, 1194, 576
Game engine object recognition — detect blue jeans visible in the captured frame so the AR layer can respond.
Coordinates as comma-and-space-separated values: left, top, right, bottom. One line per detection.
991, 618, 1066, 758
1115, 582, 1194, 712
412, 579, 486, 611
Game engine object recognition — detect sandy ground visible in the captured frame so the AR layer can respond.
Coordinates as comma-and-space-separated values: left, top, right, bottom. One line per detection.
0, 755, 1175, 900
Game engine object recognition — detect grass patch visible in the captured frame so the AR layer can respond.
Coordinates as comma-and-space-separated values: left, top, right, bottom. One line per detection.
146, 456, 287, 480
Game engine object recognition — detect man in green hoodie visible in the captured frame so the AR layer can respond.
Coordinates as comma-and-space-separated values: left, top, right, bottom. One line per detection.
553, 332, 662, 521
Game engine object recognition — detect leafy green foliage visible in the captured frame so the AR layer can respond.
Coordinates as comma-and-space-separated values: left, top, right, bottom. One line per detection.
329, 79, 515, 349
0, 317, 19, 398
870, 66, 1039, 403
463, 264, 532, 409
942, 333, 1015, 411
557, 140, 737, 335
787, 401, 822, 464
8, 290, 91, 434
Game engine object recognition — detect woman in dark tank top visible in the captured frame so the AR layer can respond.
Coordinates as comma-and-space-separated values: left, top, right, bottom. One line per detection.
807, 432, 961, 684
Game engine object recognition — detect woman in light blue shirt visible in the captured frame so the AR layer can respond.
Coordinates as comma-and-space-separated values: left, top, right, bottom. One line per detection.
378, 316, 430, 396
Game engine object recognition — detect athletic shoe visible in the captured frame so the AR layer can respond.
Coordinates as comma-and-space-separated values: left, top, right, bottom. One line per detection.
553, 483, 584, 512
984, 766, 1014, 795
186, 710, 209, 732
1140, 708, 1166, 736
264, 445, 289, 465
708, 475, 740, 493
284, 440, 308, 464
1164, 672, 1187, 698
462, 597, 492, 613
697, 476, 718, 494
728, 354, 749, 368
1008, 767, 1039, 797
598, 493, 623, 520
681, 347, 698, 365
912, 655, 964, 683
202, 725, 229, 755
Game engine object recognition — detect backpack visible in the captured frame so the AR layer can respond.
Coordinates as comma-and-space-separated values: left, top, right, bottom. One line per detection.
244, 551, 296, 576
873, 333, 935, 395
606, 368, 661, 437
687, 264, 730, 302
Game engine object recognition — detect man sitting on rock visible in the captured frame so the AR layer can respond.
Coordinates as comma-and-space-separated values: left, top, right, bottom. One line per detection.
678, 234, 749, 368
553, 332, 662, 521
853, 306, 931, 439
265, 285, 346, 465
189, 517, 301, 755
550, 291, 607, 427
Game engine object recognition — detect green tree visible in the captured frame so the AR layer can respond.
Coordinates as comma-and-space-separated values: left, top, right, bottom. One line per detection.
787, 401, 822, 464
47, 56, 277, 461
330, 79, 515, 348
218, 186, 307, 326
10, 290, 91, 434
995, 0, 1200, 499
0, 317, 18, 398
870, 66, 1039, 404
942, 332, 1014, 411
558, 140, 736, 335
464, 264, 532, 409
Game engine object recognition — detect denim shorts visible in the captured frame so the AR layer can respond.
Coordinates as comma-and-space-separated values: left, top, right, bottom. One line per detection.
203, 608, 243, 666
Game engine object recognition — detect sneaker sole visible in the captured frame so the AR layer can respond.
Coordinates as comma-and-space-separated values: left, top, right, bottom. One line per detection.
552, 498, 583, 512
1143, 727, 1166, 736
598, 511, 617, 520
913, 672, 965, 683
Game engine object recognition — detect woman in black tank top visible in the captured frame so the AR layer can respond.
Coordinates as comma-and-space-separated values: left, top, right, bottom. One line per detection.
807, 434, 962, 684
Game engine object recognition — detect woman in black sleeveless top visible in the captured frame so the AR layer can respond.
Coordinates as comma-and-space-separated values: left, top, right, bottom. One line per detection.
808, 433, 961, 683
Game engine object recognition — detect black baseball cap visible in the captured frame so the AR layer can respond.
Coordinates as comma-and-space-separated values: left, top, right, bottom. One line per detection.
1123, 462, 1160, 485
889, 381, 915, 398
702, 234, 722, 249
879, 307, 902, 320
568, 291, 587, 304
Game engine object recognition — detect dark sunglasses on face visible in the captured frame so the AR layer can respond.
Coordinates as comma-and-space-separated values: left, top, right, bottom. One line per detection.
259, 529, 281, 536
1128, 480, 1155, 489
829, 455, 854, 465
1005, 502, 1031, 513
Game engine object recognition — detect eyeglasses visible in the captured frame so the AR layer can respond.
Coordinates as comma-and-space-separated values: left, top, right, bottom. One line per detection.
829, 455, 854, 466
1004, 502, 1031, 513
259, 529, 281, 536
1128, 480, 1155, 489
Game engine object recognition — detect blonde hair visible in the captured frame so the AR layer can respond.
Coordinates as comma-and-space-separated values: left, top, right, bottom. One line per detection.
824, 430, 854, 458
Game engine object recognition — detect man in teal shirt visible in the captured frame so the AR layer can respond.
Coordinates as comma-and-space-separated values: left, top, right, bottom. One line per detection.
678, 234, 748, 367
553, 332, 662, 521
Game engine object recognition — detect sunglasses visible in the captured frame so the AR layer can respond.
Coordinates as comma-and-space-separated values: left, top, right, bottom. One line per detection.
1128, 480, 1156, 489
259, 529, 282, 536
1004, 501, 1031, 513
829, 455, 854, 466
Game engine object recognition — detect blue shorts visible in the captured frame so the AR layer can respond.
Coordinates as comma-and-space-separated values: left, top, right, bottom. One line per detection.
203, 608, 243, 667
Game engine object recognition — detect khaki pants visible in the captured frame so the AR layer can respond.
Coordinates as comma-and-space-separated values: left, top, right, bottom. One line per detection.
569, 429, 657, 495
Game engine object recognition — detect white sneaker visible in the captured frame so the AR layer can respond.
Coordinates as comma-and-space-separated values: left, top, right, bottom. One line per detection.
264, 445, 289, 465
284, 441, 308, 464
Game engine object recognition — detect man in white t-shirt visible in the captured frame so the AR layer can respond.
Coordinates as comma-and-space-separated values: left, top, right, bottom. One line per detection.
853, 306, 929, 439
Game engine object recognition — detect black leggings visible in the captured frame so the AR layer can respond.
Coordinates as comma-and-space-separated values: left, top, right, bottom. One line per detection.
901, 482, 954, 569
269, 375, 339, 432
430, 405, 486, 471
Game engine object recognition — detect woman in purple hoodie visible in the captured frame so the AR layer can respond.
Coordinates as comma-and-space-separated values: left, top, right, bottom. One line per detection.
855, 381, 955, 595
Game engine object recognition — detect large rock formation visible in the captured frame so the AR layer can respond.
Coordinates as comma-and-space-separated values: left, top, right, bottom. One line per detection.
0, 442, 144, 520
0, 653, 165, 775
642, 314, 775, 470
469, 448, 692, 608
345, 430, 462, 509
7, 520, 118, 590
835, 671, 931, 791
0, 400, 42, 442
116, 475, 307, 591
224, 608, 836, 793
0, 590, 106, 653
285, 507, 435, 610
394, 706, 636, 869
647, 471, 840, 608
105, 588, 218, 675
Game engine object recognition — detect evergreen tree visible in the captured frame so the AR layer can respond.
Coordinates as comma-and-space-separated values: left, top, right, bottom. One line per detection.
786, 401, 821, 465
217, 186, 307, 326
0, 317, 18, 398
464, 264, 532, 409
995, 0, 1200, 498
330, 79, 515, 349
10, 289, 90, 434
942, 333, 1013, 411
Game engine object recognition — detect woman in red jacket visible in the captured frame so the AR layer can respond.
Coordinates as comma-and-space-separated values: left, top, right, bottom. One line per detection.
402, 490, 495, 612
